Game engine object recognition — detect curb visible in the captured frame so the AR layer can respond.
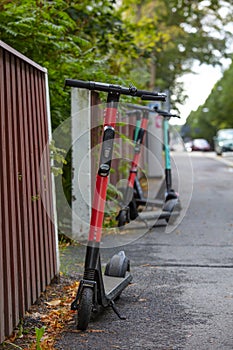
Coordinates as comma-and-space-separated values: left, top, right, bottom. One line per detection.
206, 152, 233, 167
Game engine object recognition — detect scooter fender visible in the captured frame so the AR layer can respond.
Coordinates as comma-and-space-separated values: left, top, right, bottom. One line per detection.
163, 198, 179, 213
104, 251, 130, 278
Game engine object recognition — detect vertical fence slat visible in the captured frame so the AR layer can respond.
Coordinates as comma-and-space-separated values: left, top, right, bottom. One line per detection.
10, 54, 25, 322
1, 49, 13, 337
21, 61, 37, 305
29, 66, 46, 293
38, 72, 52, 283
6, 50, 23, 329
25, 63, 40, 303
40, 71, 57, 280
0, 47, 5, 343
0, 185, 4, 341
5, 49, 19, 333
15, 57, 29, 316
35, 69, 51, 286
17, 60, 32, 311
39, 72, 57, 281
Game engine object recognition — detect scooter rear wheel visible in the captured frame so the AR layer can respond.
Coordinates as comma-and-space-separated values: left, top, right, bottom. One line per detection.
105, 251, 130, 278
129, 199, 138, 220
77, 287, 93, 331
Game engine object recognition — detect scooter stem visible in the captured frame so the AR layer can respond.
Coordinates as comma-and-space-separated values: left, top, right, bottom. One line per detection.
88, 93, 119, 244
163, 117, 172, 193
123, 111, 149, 204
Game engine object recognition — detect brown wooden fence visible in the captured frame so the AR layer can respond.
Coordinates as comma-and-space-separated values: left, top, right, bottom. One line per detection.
0, 41, 58, 343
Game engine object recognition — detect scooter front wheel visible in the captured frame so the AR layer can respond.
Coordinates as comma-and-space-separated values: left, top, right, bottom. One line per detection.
77, 287, 93, 331
117, 209, 128, 228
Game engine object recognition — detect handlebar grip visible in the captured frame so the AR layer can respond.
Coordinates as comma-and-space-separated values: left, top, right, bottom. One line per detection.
126, 103, 154, 112
65, 79, 92, 89
141, 94, 166, 101
154, 107, 180, 118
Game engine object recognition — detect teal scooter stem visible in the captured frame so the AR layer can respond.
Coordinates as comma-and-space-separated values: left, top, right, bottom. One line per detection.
163, 115, 173, 195
154, 106, 180, 205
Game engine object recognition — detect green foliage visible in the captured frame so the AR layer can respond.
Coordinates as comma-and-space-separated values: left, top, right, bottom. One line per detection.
35, 326, 46, 350
0, 0, 79, 127
1, 0, 232, 117
50, 140, 67, 176
106, 183, 123, 202
104, 183, 122, 228
0, 0, 132, 128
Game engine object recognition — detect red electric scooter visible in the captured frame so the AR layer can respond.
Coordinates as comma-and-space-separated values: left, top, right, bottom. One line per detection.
65, 78, 166, 330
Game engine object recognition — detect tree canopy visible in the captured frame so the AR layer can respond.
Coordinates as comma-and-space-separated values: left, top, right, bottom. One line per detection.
118, 0, 231, 104
0, 0, 232, 128
0, 0, 132, 127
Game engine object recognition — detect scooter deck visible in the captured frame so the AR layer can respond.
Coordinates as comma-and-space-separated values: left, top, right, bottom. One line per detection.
138, 210, 180, 221
103, 273, 132, 300
135, 197, 164, 207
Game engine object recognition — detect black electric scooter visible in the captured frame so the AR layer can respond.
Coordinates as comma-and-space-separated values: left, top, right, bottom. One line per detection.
133, 105, 181, 218
65, 78, 166, 330
124, 105, 165, 210
128, 105, 165, 209
116, 104, 180, 228
116, 105, 169, 227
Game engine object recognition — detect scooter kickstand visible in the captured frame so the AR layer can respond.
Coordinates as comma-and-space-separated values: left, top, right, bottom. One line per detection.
109, 300, 126, 320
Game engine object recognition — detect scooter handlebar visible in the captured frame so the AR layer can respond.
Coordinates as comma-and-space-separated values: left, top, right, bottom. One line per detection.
125, 110, 142, 116
65, 79, 166, 101
126, 103, 154, 112
154, 106, 180, 118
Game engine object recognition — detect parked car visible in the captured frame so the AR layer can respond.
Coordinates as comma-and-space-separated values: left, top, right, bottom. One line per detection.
214, 129, 233, 155
185, 138, 211, 152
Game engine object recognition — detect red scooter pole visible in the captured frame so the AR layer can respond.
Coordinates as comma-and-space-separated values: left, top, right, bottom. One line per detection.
89, 102, 118, 242
127, 112, 149, 189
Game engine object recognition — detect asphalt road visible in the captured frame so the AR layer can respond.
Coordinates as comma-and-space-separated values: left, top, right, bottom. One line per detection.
56, 151, 233, 350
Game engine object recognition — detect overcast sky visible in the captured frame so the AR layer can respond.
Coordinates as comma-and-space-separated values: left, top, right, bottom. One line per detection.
171, 57, 231, 125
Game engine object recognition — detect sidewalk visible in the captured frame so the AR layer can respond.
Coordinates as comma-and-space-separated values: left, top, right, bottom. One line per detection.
56, 151, 233, 350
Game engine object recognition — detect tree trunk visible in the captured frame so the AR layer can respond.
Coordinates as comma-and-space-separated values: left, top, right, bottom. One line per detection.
150, 57, 156, 90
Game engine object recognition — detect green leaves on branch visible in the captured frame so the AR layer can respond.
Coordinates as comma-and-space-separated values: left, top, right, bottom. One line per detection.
50, 140, 67, 177
0, 0, 130, 128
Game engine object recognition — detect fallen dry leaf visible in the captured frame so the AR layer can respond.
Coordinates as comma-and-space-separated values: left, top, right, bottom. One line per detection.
3, 276, 81, 350
45, 299, 62, 307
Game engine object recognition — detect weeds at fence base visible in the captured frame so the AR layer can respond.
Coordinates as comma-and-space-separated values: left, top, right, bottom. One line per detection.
0, 275, 79, 350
